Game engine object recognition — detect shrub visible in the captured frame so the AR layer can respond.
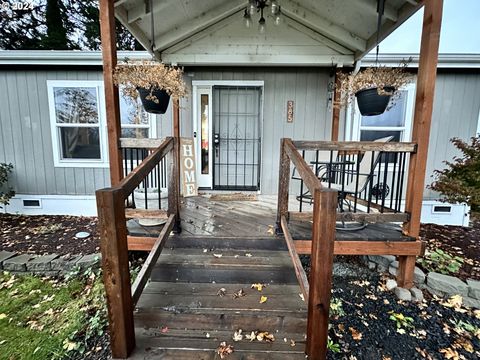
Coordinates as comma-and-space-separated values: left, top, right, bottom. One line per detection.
0, 163, 15, 208
428, 136, 480, 210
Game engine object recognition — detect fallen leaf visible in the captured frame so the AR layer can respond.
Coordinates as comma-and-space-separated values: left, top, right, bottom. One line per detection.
161, 326, 168, 333
251, 283, 266, 292
246, 331, 256, 341
233, 289, 246, 299
205, 333, 210, 338
349, 327, 363, 341
267, 225, 275, 235
245, 253, 253, 257
455, 338, 474, 353
260, 296, 268, 304
256, 331, 275, 342
299, 293, 305, 302
232, 329, 243, 342
439, 348, 459, 360
213, 253, 223, 258
217, 288, 226, 297
290, 339, 296, 347
216, 342, 234, 359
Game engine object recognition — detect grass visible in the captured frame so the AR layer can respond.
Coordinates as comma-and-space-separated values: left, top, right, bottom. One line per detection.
0, 269, 106, 360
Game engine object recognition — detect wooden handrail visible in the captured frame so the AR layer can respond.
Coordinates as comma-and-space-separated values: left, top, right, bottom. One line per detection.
117, 137, 174, 198
284, 138, 322, 194
120, 137, 170, 149
289, 211, 410, 223
131, 214, 175, 305
281, 215, 309, 300
292, 140, 417, 153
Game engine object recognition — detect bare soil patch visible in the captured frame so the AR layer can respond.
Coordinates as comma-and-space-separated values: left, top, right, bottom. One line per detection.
0, 214, 99, 255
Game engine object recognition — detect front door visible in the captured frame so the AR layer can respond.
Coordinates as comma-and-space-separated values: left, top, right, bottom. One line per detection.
212, 86, 262, 191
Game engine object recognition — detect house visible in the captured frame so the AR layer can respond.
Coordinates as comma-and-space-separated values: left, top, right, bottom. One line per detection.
0, 0, 458, 358
0, 50, 478, 226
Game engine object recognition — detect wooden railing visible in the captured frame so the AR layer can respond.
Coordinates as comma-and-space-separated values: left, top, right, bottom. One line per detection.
96, 136, 180, 357
276, 138, 337, 359
276, 138, 420, 359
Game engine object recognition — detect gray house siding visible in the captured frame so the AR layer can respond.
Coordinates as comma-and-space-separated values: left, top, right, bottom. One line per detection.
159, 67, 334, 195
1, 66, 479, 201
0, 69, 110, 196
425, 71, 480, 199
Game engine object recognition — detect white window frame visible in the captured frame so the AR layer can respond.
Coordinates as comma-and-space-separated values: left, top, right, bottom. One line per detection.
47, 80, 108, 168
48, 80, 156, 168
346, 82, 416, 143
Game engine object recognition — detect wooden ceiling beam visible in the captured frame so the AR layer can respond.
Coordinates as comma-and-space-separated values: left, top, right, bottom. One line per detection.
280, 0, 366, 52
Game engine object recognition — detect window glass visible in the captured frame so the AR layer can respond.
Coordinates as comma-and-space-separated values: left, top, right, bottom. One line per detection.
121, 128, 149, 139
361, 91, 407, 127
60, 127, 100, 159
53, 87, 99, 124
119, 94, 149, 126
52, 86, 101, 161
360, 130, 402, 142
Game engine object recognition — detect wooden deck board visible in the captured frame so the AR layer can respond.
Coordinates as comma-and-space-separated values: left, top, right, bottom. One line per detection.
131, 194, 418, 358
127, 195, 411, 242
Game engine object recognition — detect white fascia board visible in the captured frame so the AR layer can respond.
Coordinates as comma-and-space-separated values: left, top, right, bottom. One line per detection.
361, 53, 480, 69
0, 50, 150, 66
162, 54, 355, 67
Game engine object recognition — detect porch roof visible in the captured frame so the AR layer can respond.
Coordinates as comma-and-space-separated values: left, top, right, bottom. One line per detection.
114, 0, 422, 66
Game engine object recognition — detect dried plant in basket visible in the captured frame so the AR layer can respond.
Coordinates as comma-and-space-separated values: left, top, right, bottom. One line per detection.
335, 60, 413, 115
113, 60, 187, 114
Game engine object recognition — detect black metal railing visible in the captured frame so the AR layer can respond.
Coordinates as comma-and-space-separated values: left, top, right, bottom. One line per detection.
121, 145, 169, 210
291, 142, 416, 215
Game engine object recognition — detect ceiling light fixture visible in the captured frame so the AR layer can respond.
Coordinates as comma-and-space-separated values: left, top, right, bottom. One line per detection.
243, 0, 281, 32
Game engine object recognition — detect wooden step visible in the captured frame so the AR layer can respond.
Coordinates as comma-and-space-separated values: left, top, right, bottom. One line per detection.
165, 236, 287, 251
151, 248, 299, 284
135, 283, 306, 334
130, 328, 306, 360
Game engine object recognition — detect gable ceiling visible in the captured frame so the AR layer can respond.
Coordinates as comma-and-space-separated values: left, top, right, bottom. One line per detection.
114, 0, 423, 66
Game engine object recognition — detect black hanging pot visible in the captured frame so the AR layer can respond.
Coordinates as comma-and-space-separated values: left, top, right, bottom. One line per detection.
355, 86, 395, 116
137, 87, 171, 114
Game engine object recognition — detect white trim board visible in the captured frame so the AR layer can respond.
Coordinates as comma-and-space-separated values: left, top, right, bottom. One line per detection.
192, 80, 265, 87
4, 195, 97, 216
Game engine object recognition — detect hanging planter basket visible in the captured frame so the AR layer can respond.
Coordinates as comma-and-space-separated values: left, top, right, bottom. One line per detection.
355, 86, 395, 116
137, 87, 171, 114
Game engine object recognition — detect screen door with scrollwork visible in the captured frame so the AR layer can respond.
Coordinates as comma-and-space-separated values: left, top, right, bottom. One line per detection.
212, 86, 261, 191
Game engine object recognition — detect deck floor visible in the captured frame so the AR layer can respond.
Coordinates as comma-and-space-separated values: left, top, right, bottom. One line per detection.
127, 194, 412, 242
129, 194, 412, 359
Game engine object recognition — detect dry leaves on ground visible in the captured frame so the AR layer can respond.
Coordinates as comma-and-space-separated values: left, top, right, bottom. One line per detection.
216, 342, 234, 359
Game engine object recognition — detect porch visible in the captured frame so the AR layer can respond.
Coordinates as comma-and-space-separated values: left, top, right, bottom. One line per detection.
97, 0, 444, 359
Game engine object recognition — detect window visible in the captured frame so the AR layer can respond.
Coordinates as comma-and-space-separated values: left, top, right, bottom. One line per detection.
349, 84, 415, 144
119, 90, 152, 139
48, 81, 155, 167
48, 81, 105, 167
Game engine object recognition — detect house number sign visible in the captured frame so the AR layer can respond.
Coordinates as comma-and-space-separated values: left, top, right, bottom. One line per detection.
180, 137, 198, 197
287, 100, 294, 123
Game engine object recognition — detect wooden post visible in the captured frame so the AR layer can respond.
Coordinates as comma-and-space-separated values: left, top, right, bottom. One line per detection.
331, 72, 341, 141
96, 188, 135, 358
99, 0, 123, 186
306, 188, 337, 359
172, 99, 182, 232
276, 138, 290, 233
400, 0, 443, 288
